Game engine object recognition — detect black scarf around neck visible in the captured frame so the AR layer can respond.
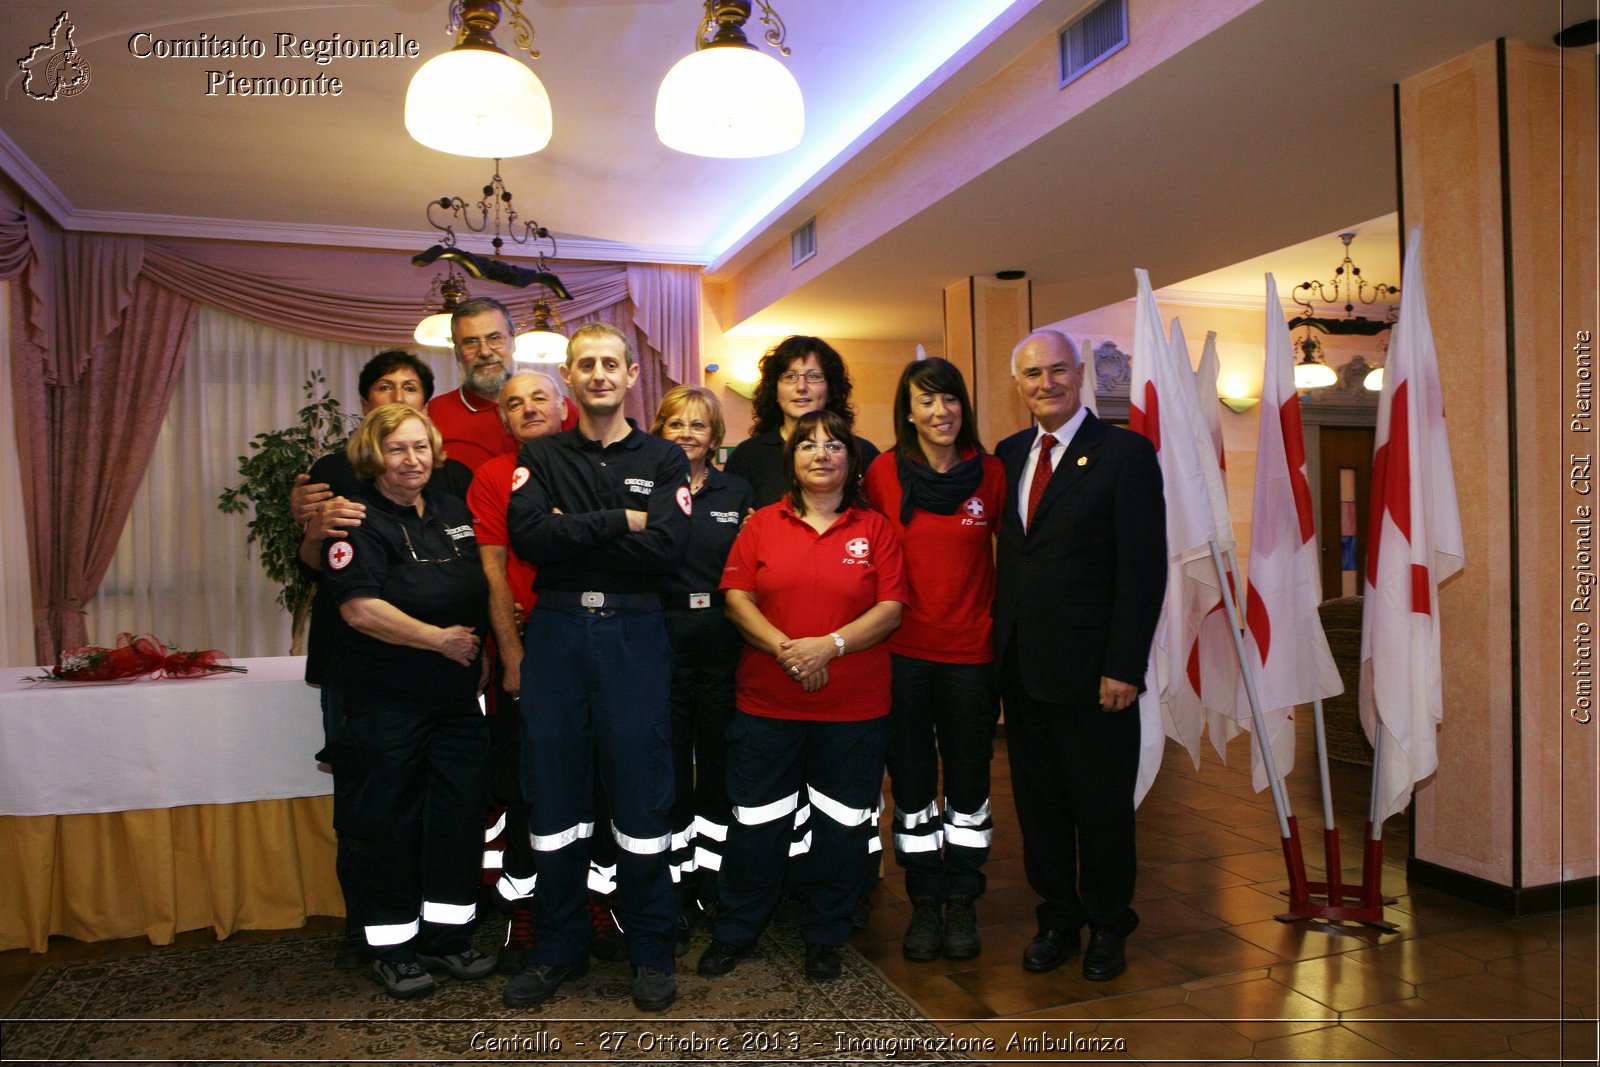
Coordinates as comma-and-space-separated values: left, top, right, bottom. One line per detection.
896, 449, 983, 525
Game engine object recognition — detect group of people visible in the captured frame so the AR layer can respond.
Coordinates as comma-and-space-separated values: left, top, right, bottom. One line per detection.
290, 297, 1167, 1013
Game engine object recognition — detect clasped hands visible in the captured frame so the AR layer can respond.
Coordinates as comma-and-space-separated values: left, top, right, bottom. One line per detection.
776, 634, 839, 694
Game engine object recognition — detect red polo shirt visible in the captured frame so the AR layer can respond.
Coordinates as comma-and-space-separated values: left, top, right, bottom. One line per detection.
467, 452, 538, 611
428, 387, 517, 472
862, 451, 1005, 663
721, 501, 908, 722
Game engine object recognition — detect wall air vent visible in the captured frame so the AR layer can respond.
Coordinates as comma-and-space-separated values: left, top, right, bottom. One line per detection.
790, 218, 817, 268
1059, 0, 1127, 88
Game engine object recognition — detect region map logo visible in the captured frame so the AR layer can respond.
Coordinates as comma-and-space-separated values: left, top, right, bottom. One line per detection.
17, 11, 92, 101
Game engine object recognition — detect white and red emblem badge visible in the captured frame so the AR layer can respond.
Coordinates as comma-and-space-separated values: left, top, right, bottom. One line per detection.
963, 497, 986, 518
510, 466, 530, 492
846, 537, 870, 558
676, 485, 693, 515
327, 541, 355, 571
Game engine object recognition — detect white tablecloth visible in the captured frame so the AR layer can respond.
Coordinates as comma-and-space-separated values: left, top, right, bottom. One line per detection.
0, 656, 330, 817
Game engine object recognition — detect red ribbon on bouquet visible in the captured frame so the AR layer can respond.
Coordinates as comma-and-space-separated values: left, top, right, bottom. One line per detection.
30, 633, 247, 682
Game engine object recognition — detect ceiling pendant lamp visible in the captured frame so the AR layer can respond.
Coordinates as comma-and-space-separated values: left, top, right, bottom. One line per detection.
514, 300, 569, 363
656, 0, 803, 158
406, 0, 552, 158
1292, 333, 1338, 390
414, 269, 469, 347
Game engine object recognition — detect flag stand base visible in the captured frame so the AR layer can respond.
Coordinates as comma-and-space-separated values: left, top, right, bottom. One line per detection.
1273, 820, 1399, 930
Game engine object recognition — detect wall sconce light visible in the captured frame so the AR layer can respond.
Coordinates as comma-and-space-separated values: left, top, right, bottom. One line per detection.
1219, 396, 1260, 414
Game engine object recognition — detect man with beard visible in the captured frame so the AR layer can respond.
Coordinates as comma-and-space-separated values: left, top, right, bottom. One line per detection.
428, 297, 520, 471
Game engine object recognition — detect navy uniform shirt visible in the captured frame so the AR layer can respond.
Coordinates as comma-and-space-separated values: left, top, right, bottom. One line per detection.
319, 488, 488, 704
507, 420, 690, 593
302, 448, 472, 686
663, 467, 755, 597
724, 428, 879, 508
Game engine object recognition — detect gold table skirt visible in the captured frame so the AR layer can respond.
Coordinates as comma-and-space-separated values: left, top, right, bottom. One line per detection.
0, 795, 341, 954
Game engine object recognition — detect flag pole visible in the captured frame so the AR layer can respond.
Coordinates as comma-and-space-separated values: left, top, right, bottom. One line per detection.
1207, 541, 1313, 913
1309, 697, 1343, 906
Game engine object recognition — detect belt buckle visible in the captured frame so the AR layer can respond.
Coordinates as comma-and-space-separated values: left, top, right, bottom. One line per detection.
689, 593, 711, 610
581, 591, 605, 610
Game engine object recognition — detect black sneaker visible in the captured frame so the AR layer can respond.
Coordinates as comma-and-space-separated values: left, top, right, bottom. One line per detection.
502, 958, 590, 1008
804, 942, 842, 982
631, 965, 677, 1011
416, 946, 497, 981
941, 897, 981, 960
498, 901, 535, 975
371, 958, 435, 1000
901, 898, 943, 961
696, 939, 752, 977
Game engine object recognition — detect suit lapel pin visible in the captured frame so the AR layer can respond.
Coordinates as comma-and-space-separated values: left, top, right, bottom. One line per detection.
1076, 455, 1088, 467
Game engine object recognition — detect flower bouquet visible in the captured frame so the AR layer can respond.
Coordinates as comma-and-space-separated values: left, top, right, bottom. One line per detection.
28, 632, 248, 684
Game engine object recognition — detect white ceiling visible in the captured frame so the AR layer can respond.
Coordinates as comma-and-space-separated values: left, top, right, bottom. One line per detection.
0, 0, 1571, 342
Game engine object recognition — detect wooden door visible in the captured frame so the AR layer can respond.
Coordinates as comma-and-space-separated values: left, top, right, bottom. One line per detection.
1318, 426, 1376, 600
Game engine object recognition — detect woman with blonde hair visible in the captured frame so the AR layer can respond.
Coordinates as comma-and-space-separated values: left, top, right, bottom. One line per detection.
319, 403, 494, 999
651, 385, 755, 950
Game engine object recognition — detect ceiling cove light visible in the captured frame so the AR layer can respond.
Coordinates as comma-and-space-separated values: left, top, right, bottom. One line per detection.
406, 0, 552, 158
656, 1, 803, 158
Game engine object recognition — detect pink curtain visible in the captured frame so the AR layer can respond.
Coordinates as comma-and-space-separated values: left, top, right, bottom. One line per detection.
628, 264, 701, 384
11, 276, 196, 661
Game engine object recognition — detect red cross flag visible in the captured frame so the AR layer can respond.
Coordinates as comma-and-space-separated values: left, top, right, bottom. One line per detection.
1359, 228, 1464, 823
1129, 270, 1233, 800
1235, 274, 1345, 792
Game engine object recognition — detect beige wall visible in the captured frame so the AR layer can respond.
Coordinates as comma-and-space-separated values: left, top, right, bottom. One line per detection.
1400, 40, 1598, 891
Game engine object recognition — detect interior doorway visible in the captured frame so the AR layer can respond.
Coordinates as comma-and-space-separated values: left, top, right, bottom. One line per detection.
1317, 425, 1376, 600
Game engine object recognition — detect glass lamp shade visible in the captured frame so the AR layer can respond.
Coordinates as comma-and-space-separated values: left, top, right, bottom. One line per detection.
1293, 358, 1338, 390
655, 45, 803, 158
1363, 365, 1385, 391
406, 47, 553, 158
414, 311, 455, 348
515, 329, 568, 363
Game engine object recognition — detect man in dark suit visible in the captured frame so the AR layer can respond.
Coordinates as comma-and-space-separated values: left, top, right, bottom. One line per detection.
993, 329, 1166, 981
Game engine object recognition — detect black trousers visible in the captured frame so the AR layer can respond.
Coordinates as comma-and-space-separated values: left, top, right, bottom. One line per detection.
1000, 647, 1140, 938
665, 606, 742, 904
714, 713, 887, 949
886, 654, 1000, 901
329, 686, 490, 961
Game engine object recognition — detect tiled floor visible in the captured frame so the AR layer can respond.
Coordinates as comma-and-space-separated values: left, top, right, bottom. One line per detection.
3, 714, 1596, 1064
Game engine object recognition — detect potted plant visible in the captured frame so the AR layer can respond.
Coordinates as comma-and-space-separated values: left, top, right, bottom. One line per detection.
217, 372, 347, 653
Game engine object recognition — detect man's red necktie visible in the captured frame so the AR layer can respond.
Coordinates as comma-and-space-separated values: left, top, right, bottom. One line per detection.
1025, 433, 1057, 529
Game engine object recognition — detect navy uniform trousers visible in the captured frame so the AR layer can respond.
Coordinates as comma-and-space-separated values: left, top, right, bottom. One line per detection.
714, 712, 888, 949
521, 599, 677, 971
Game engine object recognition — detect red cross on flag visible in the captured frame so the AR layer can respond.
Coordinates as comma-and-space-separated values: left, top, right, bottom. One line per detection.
1359, 228, 1464, 823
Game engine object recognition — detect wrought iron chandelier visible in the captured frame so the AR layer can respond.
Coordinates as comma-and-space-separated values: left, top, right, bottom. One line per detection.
1288, 232, 1399, 390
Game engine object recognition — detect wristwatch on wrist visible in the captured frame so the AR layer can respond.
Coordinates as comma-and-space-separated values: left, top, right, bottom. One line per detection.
829, 632, 846, 658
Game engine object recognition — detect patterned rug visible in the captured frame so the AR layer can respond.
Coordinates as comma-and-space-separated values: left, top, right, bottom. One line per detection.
2, 923, 968, 1064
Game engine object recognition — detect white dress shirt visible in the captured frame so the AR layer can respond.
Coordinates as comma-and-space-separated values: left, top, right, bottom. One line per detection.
1018, 405, 1089, 530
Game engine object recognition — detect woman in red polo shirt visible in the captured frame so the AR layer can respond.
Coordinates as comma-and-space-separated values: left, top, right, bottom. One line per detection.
862, 357, 1006, 964
695, 409, 907, 984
